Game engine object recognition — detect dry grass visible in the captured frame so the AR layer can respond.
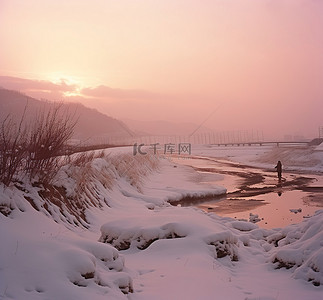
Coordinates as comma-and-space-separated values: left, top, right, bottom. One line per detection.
110, 153, 160, 191
57, 150, 160, 216
1, 149, 160, 226
66, 150, 160, 196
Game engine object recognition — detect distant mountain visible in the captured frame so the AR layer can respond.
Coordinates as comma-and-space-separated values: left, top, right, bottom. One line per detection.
0, 88, 134, 143
123, 118, 214, 136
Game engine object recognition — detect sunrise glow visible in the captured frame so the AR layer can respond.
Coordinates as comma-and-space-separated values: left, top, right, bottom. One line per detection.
0, 0, 322, 138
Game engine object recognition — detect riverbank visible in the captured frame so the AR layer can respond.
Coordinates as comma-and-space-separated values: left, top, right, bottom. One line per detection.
1, 145, 323, 299
170, 145, 323, 228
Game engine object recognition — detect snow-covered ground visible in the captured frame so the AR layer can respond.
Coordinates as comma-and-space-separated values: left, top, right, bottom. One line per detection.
1, 145, 323, 299
190, 143, 323, 173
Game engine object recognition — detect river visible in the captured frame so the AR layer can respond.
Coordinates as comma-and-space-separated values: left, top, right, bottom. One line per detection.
171, 156, 323, 229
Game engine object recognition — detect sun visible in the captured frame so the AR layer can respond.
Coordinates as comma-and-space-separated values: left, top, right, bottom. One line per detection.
47, 73, 84, 97
51, 74, 81, 87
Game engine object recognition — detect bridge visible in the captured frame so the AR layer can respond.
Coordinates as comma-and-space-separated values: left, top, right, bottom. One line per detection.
213, 138, 323, 148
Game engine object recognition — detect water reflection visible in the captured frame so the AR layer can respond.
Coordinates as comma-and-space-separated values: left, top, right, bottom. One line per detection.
172, 156, 323, 229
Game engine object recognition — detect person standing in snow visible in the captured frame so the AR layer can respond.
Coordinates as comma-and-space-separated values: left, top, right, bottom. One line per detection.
275, 160, 282, 181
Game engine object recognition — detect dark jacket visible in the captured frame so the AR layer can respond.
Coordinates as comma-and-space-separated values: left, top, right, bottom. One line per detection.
275, 161, 282, 173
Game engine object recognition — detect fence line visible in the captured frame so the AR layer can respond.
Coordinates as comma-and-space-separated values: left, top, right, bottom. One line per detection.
82, 130, 265, 147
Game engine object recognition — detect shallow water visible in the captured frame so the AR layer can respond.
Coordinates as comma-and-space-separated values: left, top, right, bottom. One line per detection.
198, 191, 318, 229
172, 156, 323, 229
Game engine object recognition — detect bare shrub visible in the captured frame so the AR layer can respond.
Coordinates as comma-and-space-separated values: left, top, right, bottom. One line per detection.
0, 102, 77, 186
25, 103, 77, 183
0, 106, 28, 186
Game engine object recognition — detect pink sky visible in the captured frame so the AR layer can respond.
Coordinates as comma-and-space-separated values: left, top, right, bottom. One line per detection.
0, 0, 322, 139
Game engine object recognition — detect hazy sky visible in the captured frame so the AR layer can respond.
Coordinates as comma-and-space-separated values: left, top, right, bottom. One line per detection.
0, 0, 322, 139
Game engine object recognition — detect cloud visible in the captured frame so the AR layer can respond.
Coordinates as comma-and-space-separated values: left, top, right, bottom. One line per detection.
0, 76, 76, 93
80, 85, 159, 100
0, 76, 159, 103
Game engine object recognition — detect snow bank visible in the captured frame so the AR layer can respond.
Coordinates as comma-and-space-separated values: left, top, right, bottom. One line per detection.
315, 142, 323, 151
100, 219, 188, 251
254, 147, 323, 172
231, 220, 258, 232
191, 144, 323, 173
0, 151, 161, 227
100, 206, 241, 263
0, 210, 133, 300
269, 210, 323, 286
140, 157, 226, 205
205, 231, 239, 261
